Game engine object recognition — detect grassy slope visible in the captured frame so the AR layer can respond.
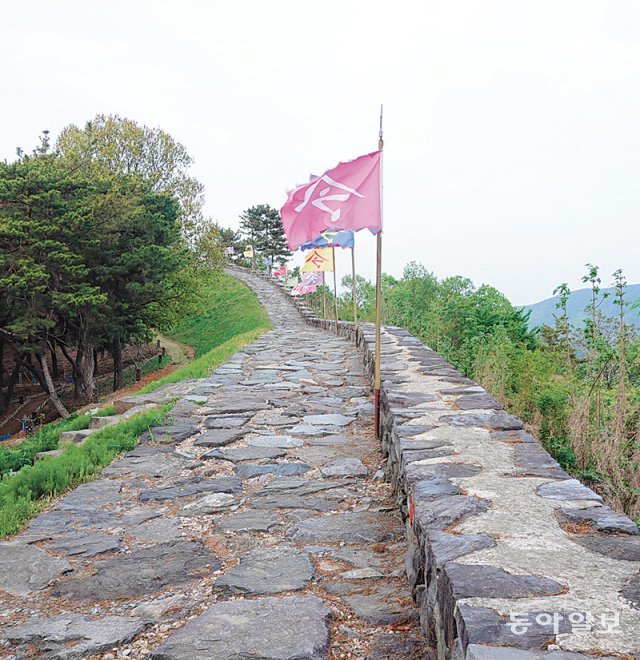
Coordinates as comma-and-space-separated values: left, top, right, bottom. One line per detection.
139, 271, 271, 392
171, 271, 270, 357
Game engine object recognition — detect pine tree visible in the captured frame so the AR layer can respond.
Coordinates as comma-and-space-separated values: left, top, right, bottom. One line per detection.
0, 146, 186, 406
239, 204, 291, 271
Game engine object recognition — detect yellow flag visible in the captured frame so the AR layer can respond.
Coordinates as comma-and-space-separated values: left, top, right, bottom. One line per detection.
301, 247, 334, 272
243, 247, 254, 258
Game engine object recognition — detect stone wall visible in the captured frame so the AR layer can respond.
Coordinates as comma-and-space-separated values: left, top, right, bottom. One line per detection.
228, 266, 640, 659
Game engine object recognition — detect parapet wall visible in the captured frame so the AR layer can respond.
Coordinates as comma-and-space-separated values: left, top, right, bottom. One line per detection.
228, 266, 640, 659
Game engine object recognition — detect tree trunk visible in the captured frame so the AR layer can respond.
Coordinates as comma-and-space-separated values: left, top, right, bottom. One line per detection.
40, 348, 70, 418
0, 338, 4, 413
78, 339, 96, 402
49, 337, 59, 379
615, 305, 627, 439
27, 353, 50, 393
2, 354, 22, 414
112, 336, 124, 392
59, 343, 82, 397
73, 345, 84, 399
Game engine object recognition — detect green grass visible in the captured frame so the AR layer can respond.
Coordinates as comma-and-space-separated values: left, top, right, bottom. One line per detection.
139, 271, 271, 393
0, 404, 171, 537
96, 404, 115, 417
0, 404, 115, 478
169, 271, 270, 357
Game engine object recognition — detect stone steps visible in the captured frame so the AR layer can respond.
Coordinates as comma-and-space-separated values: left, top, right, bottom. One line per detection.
34, 448, 65, 461
89, 415, 121, 430
54, 403, 157, 450
58, 428, 95, 445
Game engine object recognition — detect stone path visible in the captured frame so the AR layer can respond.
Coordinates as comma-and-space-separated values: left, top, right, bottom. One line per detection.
0, 270, 428, 659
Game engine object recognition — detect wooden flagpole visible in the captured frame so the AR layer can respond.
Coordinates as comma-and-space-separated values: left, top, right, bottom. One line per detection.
322, 274, 327, 319
374, 106, 384, 439
351, 243, 358, 344
332, 246, 339, 335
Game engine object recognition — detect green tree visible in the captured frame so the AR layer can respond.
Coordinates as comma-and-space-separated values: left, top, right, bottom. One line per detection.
83, 180, 186, 391
0, 142, 187, 408
339, 274, 376, 319
549, 282, 573, 364
56, 114, 205, 241
190, 220, 226, 272
580, 263, 611, 432
239, 204, 291, 271
612, 268, 628, 439
0, 152, 106, 414
217, 226, 242, 252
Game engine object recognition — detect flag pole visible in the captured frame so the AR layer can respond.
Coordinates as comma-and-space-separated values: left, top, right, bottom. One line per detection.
332, 246, 339, 335
374, 106, 384, 439
351, 244, 358, 345
322, 275, 327, 319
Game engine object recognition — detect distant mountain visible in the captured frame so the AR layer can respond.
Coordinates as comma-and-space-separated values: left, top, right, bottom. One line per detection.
522, 284, 640, 330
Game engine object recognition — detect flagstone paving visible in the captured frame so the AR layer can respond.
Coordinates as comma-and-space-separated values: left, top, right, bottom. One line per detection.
0, 269, 429, 659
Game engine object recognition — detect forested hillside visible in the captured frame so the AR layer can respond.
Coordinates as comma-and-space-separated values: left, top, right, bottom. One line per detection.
524, 283, 640, 329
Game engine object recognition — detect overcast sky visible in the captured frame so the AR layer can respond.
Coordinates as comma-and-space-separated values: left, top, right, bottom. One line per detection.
2, 1, 639, 305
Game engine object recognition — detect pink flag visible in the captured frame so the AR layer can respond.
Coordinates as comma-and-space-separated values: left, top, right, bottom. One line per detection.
290, 271, 323, 296
301, 271, 324, 286
273, 265, 286, 277
291, 282, 317, 296
281, 151, 382, 250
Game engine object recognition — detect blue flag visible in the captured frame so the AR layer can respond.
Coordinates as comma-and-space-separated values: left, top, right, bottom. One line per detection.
300, 229, 354, 251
